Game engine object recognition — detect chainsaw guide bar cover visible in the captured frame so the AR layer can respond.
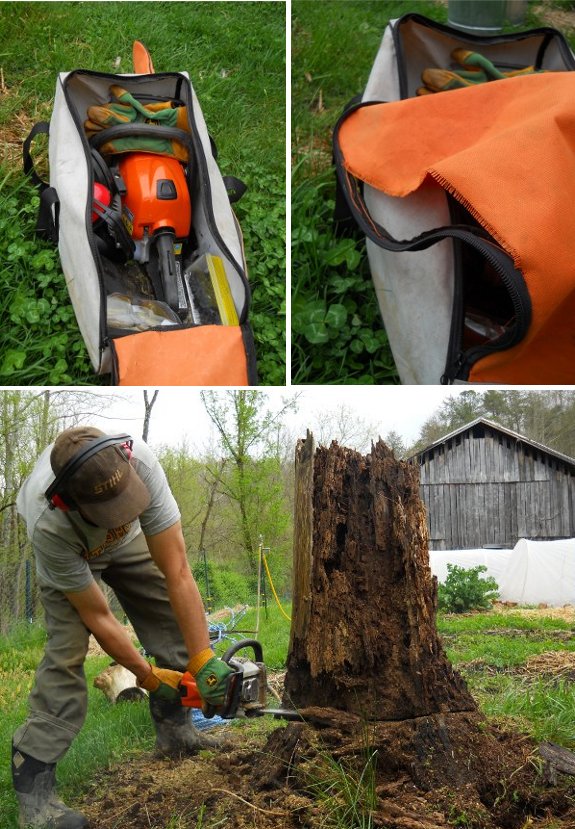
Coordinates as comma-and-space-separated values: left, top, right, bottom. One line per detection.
24, 45, 257, 386
333, 14, 575, 384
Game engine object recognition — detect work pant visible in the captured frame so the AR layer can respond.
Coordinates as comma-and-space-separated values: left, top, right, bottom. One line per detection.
13, 533, 188, 764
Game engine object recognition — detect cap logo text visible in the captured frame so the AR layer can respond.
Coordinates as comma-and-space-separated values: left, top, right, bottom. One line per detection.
93, 468, 123, 495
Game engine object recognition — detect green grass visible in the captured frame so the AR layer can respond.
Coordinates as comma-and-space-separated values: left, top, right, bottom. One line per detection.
445, 634, 575, 668
4, 606, 575, 825
438, 610, 575, 750
0, 1, 285, 385
212, 603, 292, 669
290, 0, 575, 385
0, 624, 156, 828
481, 676, 575, 747
437, 612, 575, 634
305, 740, 378, 829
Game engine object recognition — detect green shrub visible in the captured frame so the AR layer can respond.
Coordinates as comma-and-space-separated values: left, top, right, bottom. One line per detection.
192, 561, 253, 609
438, 564, 499, 614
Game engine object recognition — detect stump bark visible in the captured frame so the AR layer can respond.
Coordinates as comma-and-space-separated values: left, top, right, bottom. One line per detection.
285, 435, 475, 720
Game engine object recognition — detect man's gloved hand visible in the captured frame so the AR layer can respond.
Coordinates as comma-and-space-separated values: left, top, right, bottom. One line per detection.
187, 648, 234, 707
139, 664, 183, 702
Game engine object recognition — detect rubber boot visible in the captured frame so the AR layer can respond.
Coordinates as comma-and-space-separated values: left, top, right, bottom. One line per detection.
149, 696, 227, 758
12, 745, 88, 829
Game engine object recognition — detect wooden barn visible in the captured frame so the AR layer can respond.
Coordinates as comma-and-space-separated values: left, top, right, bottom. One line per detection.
410, 418, 575, 551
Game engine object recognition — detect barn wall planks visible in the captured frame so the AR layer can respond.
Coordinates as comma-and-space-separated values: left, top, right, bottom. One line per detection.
416, 423, 575, 550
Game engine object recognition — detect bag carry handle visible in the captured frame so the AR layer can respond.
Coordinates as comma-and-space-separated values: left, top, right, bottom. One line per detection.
23, 121, 50, 191
23, 122, 60, 243
222, 175, 247, 204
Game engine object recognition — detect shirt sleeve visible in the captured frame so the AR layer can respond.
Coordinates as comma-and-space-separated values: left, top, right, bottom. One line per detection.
132, 439, 181, 536
31, 518, 94, 593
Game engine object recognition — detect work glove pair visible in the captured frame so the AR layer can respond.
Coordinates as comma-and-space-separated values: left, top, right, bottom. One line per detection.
84, 84, 191, 161
417, 48, 545, 95
139, 650, 233, 706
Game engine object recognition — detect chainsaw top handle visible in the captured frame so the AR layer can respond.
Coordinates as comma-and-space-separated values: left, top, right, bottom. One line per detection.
220, 638, 263, 666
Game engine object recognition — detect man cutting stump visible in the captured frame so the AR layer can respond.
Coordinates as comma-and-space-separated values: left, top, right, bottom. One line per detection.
12, 426, 232, 829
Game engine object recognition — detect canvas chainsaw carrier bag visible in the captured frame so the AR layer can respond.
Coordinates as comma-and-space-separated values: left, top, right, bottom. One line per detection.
333, 14, 575, 384
24, 43, 257, 385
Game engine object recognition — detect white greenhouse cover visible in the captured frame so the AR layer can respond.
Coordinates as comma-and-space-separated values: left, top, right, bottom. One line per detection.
429, 539, 575, 606
429, 548, 512, 586
498, 539, 575, 606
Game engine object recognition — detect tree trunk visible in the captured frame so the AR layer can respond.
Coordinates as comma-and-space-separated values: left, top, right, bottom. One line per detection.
142, 390, 159, 443
254, 436, 562, 824
284, 436, 475, 720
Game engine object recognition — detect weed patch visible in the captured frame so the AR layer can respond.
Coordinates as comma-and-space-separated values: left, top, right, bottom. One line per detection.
291, 170, 398, 384
0, 172, 94, 384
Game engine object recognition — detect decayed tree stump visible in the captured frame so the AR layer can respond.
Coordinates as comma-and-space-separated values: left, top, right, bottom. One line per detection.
251, 436, 573, 824
285, 434, 475, 720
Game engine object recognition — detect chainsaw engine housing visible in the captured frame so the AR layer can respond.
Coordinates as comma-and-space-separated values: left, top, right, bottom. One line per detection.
119, 152, 191, 240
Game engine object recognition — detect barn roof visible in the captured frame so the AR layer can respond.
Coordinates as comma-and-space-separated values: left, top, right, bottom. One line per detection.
411, 417, 575, 470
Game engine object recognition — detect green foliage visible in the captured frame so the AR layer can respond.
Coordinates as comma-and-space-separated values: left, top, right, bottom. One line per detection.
200, 391, 295, 576
0, 173, 94, 385
193, 561, 253, 609
234, 163, 286, 385
291, 171, 398, 384
0, 2, 284, 386
438, 565, 499, 614
291, 1, 447, 384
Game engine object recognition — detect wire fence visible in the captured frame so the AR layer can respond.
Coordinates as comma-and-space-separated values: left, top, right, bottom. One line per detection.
0, 538, 289, 640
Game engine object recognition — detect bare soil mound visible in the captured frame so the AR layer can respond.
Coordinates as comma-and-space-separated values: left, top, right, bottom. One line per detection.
78, 709, 575, 829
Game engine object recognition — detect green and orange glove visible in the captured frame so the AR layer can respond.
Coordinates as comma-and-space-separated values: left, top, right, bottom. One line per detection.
84, 85, 191, 161
417, 48, 546, 95
138, 665, 183, 702
187, 648, 234, 707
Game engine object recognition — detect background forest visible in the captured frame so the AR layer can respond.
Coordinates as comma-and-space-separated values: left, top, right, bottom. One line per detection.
2, 388, 575, 635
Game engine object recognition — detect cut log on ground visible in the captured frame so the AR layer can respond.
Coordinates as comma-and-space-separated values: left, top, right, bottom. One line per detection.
93, 663, 147, 703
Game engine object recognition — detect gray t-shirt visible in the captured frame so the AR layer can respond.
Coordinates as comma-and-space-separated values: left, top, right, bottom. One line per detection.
17, 438, 180, 593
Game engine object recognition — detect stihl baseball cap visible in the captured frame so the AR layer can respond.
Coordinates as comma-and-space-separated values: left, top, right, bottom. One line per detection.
50, 426, 151, 528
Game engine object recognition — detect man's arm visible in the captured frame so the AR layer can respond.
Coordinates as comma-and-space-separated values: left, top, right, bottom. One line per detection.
65, 581, 151, 683
144, 520, 211, 660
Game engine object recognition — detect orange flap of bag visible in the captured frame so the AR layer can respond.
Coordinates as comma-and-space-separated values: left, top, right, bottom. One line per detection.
111, 325, 251, 386
338, 73, 575, 382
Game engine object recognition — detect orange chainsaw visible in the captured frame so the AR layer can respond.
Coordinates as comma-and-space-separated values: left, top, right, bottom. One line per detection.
180, 639, 302, 721
90, 41, 193, 314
